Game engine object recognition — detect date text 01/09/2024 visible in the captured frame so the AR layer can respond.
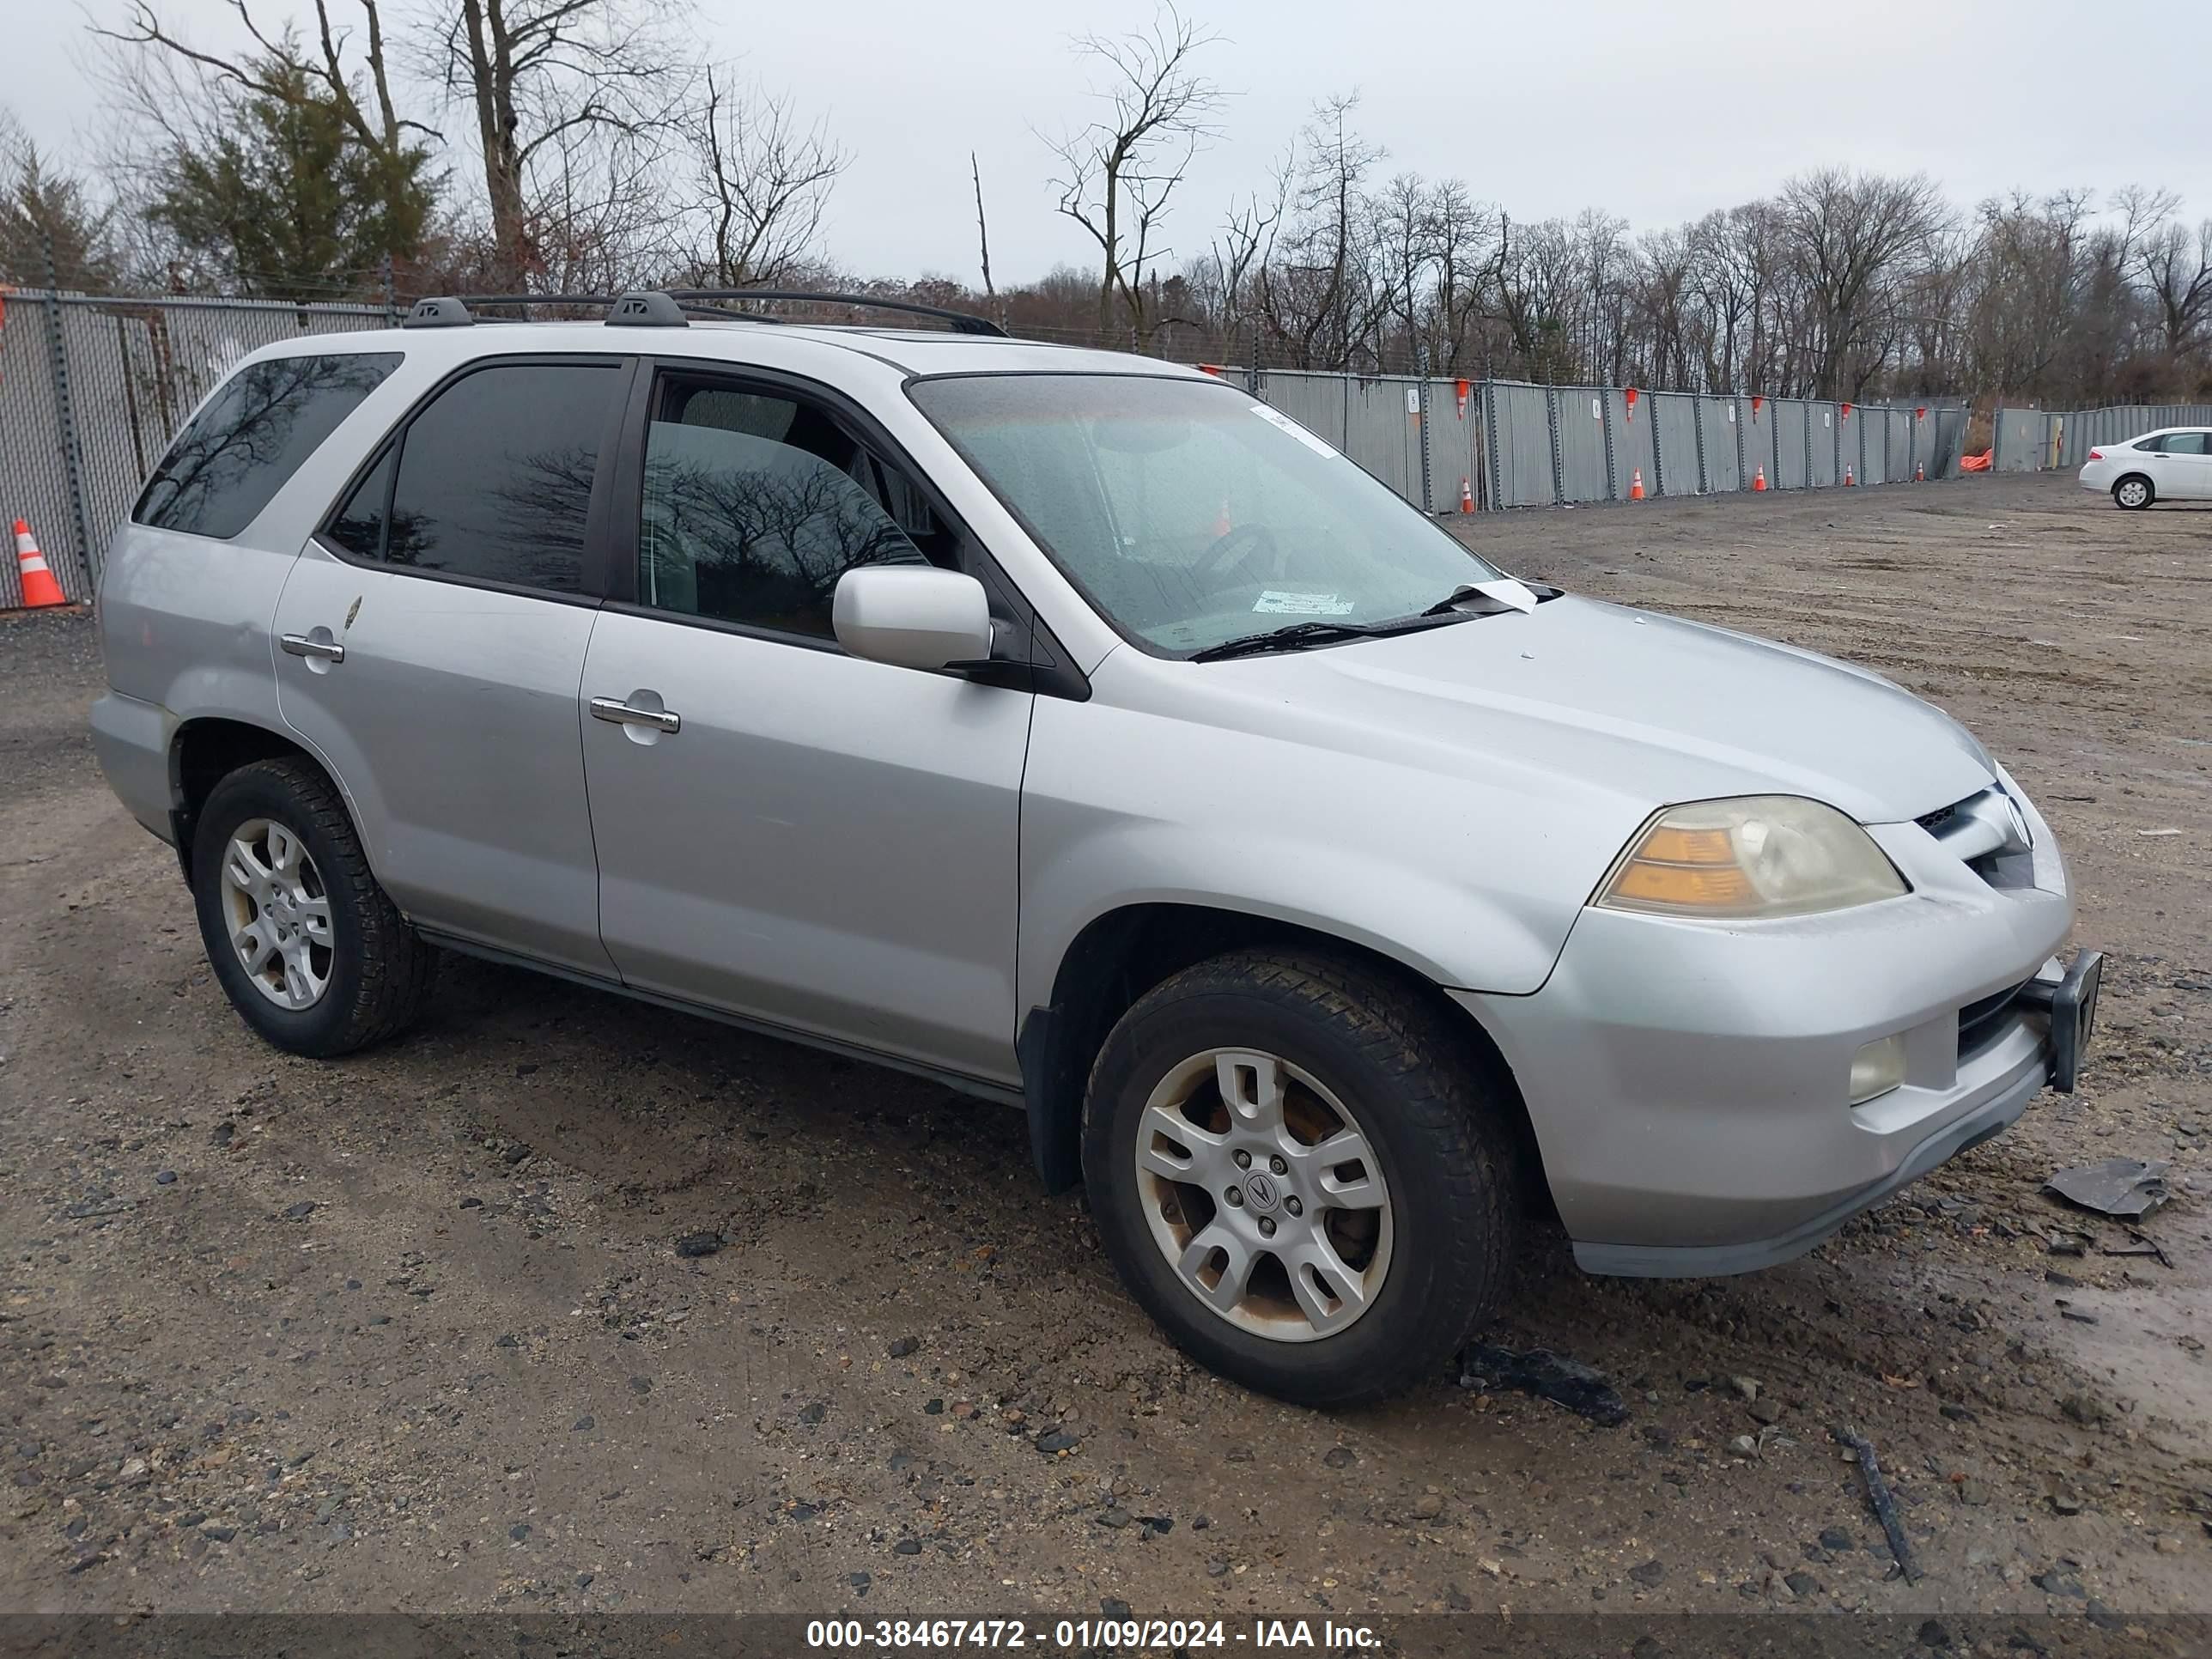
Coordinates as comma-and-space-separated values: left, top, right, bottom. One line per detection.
804, 1617, 1384, 1650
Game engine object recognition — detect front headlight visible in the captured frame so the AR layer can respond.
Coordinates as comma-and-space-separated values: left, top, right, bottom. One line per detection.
1595, 796, 1908, 920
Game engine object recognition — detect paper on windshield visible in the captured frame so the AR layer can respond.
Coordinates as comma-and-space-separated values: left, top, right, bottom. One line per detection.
1468, 576, 1540, 613
1249, 404, 1340, 459
1253, 590, 1357, 616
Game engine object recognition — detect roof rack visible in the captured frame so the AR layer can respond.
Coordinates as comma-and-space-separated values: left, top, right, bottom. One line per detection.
401, 289, 1007, 337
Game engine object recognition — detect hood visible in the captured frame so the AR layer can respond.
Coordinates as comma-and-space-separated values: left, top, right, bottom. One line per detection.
1209, 595, 1995, 825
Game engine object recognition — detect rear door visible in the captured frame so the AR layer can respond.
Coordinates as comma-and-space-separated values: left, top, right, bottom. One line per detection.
274, 355, 631, 975
576, 362, 1036, 1085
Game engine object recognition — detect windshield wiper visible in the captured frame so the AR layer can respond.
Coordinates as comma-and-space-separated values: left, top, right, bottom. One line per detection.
1188, 620, 1392, 662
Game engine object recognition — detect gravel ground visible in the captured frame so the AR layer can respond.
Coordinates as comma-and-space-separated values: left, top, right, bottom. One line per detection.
0, 474, 2206, 1632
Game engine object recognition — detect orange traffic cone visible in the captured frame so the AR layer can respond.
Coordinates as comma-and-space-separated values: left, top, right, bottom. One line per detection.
1458, 477, 1474, 514
1844, 464, 1856, 487
1753, 465, 1767, 492
12, 520, 66, 609
1630, 467, 1646, 501
1915, 461, 1925, 482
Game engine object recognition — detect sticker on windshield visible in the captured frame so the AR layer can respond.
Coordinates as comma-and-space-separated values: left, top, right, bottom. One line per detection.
1254, 590, 1356, 616
1249, 404, 1338, 459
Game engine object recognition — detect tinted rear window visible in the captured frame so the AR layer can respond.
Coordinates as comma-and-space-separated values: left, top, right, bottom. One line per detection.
379, 362, 617, 592
133, 352, 401, 539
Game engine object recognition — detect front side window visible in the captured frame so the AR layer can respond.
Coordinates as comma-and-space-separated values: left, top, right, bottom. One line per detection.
134, 352, 400, 539
2160, 432, 2208, 456
909, 374, 1505, 656
362, 362, 619, 592
636, 377, 927, 638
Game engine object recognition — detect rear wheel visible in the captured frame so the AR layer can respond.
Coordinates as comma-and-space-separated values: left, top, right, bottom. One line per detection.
2113, 475, 2154, 509
1082, 950, 1522, 1407
191, 758, 435, 1056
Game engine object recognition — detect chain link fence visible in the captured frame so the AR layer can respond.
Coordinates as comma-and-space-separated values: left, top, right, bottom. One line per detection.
1, 292, 395, 607
3, 288, 1975, 611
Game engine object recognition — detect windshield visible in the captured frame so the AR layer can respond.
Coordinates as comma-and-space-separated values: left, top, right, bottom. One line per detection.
908, 374, 1506, 656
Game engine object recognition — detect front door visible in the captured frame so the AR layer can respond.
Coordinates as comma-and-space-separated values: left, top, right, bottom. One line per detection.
578, 367, 1033, 1085
2154, 430, 2212, 498
275, 356, 629, 976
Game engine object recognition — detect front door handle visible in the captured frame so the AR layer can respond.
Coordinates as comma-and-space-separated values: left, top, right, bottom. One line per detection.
281, 633, 345, 663
589, 696, 681, 734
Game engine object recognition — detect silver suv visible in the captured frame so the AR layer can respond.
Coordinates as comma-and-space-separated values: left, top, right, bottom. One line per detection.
90, 292, 2100, 1404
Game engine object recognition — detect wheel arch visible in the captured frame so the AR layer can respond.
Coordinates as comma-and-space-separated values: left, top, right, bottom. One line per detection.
168, 717, 339, 883
1018, 902, 1547, 1212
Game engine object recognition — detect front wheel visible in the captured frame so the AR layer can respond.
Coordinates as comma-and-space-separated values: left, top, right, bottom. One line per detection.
191, 758, 436, 1057
2114, 475, 2154, 509
1082, 951, 1522, 1407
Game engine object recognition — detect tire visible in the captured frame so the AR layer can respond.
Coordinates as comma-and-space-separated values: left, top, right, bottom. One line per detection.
190, 757, 435, 1057
1081, 949, 1522, 1407
2113, 475, 2154, 509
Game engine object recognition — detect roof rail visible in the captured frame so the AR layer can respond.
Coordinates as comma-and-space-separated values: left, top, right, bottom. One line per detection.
397, 289, 1006, 336
666, 290, 1006, 337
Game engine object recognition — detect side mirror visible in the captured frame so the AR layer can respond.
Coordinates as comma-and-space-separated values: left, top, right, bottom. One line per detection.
832, 566, 994, 672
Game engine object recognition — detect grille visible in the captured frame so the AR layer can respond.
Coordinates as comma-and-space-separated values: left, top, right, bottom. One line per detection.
1958, 979, 2030, 1060
1916, 802, 1960, 835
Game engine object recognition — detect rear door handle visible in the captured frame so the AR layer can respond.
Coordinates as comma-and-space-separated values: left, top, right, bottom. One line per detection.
589, 696, 681, 734
280, 633, 345, 663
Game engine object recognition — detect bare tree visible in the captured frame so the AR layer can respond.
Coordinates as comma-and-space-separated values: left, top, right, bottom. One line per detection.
425, 0, 690, 283
672, 65, 846, 289
95, 0, 429, 250
971, 151, 995, 307
1046, 3, 1223, 342
1775, 168, 1948, 397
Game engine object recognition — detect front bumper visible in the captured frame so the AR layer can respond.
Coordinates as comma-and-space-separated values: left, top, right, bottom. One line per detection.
1455, 780, 2088, 1277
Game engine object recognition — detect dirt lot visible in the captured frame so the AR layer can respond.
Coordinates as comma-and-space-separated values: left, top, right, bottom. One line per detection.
2, 473, 2207, 1638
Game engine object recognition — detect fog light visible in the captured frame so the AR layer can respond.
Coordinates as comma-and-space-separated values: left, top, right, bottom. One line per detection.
1850, 1035, 1906, 1105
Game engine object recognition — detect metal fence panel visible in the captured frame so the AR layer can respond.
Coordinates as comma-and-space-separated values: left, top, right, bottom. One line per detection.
1607, 390, 1656, 501
1807, 402, 1839, 485
1850, 408, 1886, 485
1556, 386, 1611, 502
1992, 407, 2051, 472
1255, 370, 1348, 450
1423, 377, 1482, 513
1342, 376, 1424, 505
1739, 398, 1778, 489
1696, 396, 1744, 491
1487, 381, 1558, 507
1648, 392, 1700, 495
1770, 399, 1810, 489
1882, 409, 1911, 479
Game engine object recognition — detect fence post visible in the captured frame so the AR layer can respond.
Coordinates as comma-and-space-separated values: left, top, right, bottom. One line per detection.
1545, 386, 1565, 507
1600, 387, 1619, 501
1482, 380, 1504, 512
40, 234, 98, 597
1414, 345, 1433, 515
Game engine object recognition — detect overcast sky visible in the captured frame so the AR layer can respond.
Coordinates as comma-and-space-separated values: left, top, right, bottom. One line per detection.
15, 0, 2212, 282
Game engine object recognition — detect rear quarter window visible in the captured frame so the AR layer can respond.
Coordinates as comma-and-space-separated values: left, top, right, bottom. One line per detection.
132, 351, 402, 539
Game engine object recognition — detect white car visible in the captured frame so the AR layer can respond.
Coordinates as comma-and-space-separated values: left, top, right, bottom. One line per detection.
2078, 427, 2212, 507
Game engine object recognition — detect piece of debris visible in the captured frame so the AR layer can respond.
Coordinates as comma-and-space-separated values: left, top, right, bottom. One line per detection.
1456, 1343, 1629, 1426
1835, 1425, 1921, 1584
2137, 828, 2183, 838
675, 1231, 724, 1258
2045, 1159, 2169, 1220
2104, 1230, 2173, 1268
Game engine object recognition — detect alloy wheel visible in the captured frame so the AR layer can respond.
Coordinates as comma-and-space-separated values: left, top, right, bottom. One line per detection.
219, 817, 334, 1010
1132, 1048, 1394, 1342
